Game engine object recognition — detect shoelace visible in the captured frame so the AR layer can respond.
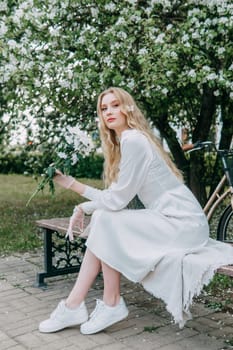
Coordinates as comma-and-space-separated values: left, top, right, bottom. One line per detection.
50, 301, 64, 319
89, 299, 105, 320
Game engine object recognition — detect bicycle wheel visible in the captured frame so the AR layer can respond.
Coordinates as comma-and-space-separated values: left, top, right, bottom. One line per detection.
217, 204, 233, 242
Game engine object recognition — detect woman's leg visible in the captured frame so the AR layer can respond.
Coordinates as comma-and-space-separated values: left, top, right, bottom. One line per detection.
65, 248, 101, 308
80, 261, 128, 335
101, 261, 121, 306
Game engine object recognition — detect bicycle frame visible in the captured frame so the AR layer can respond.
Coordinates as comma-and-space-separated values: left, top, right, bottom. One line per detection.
204, 174, 232, 221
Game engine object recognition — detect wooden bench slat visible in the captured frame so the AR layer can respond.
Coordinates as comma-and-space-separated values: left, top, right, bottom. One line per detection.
36, 217, 91, 236
217, 265, 233, 277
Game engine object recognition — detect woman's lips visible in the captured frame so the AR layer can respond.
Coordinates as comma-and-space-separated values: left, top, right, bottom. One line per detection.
107, 118, 116, 122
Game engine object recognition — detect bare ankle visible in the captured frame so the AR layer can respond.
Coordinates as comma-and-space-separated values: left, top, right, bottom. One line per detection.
103, 295, 120, 307
65, 300, 84, 309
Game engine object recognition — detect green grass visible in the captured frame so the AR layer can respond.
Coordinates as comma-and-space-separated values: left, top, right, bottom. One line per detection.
202, 273, 233, 313
0, 174, 103, 254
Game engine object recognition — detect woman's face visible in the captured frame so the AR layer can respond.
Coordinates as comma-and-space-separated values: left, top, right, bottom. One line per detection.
100, 92, 129, 136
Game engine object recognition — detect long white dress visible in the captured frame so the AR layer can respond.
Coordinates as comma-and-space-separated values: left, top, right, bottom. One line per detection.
80, 129, 233, 328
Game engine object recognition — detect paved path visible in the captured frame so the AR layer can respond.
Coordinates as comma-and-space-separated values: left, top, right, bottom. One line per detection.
0, 251, 232, 350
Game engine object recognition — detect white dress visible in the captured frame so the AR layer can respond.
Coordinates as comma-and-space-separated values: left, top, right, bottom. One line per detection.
81, 129, 233, 327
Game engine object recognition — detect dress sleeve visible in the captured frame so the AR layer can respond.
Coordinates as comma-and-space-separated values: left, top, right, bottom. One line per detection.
82, 133, 153, 211
80, 201, 99, 215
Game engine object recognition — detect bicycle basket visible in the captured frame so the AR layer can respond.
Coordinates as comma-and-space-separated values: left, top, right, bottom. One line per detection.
220, 150, 233, 186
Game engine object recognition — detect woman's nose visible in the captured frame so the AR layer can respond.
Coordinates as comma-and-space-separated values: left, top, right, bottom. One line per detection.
106, 107, 112, 115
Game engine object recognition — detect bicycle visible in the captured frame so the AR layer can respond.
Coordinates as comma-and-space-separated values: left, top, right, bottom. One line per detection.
187, 141, 233, 243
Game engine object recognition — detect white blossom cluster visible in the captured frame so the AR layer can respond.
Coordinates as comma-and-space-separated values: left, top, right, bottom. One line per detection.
57, 126, 94, 165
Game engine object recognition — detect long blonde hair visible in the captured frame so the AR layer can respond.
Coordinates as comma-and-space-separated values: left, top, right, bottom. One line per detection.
97, 87, 183, 186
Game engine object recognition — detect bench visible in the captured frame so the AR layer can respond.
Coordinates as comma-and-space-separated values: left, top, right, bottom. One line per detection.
35, 216, 233, 287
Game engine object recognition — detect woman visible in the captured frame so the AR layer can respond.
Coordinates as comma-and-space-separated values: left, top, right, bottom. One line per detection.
39, 87, 233, 335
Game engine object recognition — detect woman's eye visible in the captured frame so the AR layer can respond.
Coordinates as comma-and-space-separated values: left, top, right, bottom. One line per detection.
112, 104, 119, 108
101, 107, 107, 112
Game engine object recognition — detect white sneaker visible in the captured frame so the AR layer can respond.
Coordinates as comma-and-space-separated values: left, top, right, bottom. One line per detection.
39, 300, 88, 333
80, 297, 129, 335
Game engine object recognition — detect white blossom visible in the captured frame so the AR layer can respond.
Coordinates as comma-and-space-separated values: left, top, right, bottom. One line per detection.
192, 32, 200, 39
117, 31, 127, 40
57, 152, 67, 159
188, 69, 196, 78
104, 2, 116, 11
115, 17, 126, 25
130, 15, 141, 23
59, 80, 70, 88
144, 7, 152, 16
217, 47, 225, 55
49, 27, 60, 37
103, 56, 112, 66
138, 48, 148, 55
126, 0, 137, 5
206, 73, 218, 81
0, 21, 7, 36
8, 39, 17, 48
127, 79, 135, 89
47, 9, 57, 19
166, 24, 173, 31
166, 71, 173, 77
202, 65, 211, 72
170, 51, 178, 59
71, 153, 78, 165
12, 9, 24, 25
219, 17, 228, 24
213, 90, 220, 96
181, 34, 189, 42
90, 7, 99, 18
34, 79, 41, 88
155, 33, 165, 44
0, 1, 7, 11
161, 88, 168, 95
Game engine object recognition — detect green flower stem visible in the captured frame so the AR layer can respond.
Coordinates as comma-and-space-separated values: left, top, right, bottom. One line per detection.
26, 165, 56, 207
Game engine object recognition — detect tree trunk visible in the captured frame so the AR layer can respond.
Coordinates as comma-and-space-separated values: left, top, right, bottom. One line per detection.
152, 112, 191, 184
189, 85, 216, 205
218, 96, 233, 150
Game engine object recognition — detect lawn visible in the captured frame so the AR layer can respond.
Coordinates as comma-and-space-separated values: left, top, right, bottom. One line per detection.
0, 174, 103, 254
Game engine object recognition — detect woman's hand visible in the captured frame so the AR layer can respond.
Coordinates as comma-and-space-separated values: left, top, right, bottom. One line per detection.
66, 205, 84, 241
53, 169, 75, 189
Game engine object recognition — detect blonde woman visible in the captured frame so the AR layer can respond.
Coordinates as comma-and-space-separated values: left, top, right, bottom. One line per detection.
39, 87, 233, 335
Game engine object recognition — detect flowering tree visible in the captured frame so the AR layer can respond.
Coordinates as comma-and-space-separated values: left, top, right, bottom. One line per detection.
1, 0, 232, 203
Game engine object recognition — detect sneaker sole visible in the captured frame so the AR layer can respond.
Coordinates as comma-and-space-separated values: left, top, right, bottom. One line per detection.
80, 309, 129, 335
39, 315, 88, 333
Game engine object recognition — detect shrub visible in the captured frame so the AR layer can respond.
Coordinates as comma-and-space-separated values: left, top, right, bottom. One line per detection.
0, 149, 104, 179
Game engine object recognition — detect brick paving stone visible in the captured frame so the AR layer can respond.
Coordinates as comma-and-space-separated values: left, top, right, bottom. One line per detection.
4, 346, 26, 350
160, 333, 225, 350
15, 333, 47, 349
1, 339, 19, 349
0, 252, 232, 350
207, 312, 233, 325
209, 325, 233, 338
90, 342, 132, 350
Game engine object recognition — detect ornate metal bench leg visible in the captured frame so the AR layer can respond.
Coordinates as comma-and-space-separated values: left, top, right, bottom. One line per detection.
35, 227, 53, 288
35, 226, 87, 287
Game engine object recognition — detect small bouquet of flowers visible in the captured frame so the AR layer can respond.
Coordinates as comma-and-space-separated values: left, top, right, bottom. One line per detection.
26, 125, 94, 206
